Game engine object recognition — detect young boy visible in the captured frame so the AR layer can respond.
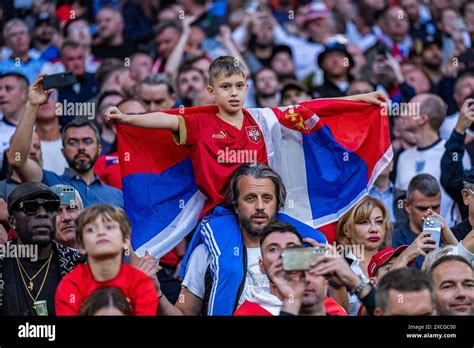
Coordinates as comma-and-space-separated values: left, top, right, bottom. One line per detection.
105, 56, 387, 213
55, 204, 158, 315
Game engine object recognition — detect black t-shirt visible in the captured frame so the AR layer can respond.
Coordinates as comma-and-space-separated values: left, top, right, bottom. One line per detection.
3, 254, 61, 316
92, 42, 138, 60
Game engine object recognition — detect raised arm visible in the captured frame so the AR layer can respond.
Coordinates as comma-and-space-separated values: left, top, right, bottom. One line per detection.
7, 75, 48, 182
105, 106, 179, 132
163, 16, 195, 83
322, 91, 390, 108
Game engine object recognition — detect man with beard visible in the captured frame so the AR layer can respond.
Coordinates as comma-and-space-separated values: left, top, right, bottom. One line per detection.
32, 15, 61, 62
0, 182, 83, 315
8, 75, 123, 209
152, 163, 326, 315
91, 6, 137, 60
253, 67, 281, 108
176, 65, 206, 107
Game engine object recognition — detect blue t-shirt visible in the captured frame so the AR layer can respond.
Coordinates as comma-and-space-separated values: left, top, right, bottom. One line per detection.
42, 168, 123, 208
0, 57, 46, 84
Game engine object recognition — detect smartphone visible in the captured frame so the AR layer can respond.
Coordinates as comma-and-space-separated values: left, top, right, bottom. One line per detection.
465, 93, 474, 131
41, 72, 77, 90
422, 216, 442, 249
282, 247, 327, 271
51, 186, 76, 208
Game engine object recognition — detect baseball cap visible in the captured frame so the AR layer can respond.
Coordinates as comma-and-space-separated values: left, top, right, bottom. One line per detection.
7, 182, 59, 215
317, 41, 354, 70
302, 2, 329, 26
368, 245, 414, 278
281, 80, 308, 97
270, 45, 293, 61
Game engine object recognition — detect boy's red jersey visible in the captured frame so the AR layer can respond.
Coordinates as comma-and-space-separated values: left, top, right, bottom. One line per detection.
175, 109, 268, 213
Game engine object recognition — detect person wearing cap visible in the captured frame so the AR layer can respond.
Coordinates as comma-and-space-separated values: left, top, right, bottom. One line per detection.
0, 18, 46, 84
280, 80, 311, 107
367, 245, 419, 286
413, 34, 444, 85
7, 75, 123, 209
269, 45, 296, 83
0, 182, 84, 315
32, 14, 61, 62
312, 40, 354, 99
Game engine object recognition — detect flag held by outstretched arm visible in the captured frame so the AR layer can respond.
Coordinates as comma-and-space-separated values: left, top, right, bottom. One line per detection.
117, 100, 392, 258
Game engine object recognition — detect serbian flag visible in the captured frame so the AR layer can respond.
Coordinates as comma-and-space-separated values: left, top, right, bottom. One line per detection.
117, 100, 392, 258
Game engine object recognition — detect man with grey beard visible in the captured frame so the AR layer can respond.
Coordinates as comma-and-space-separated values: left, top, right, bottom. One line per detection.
8, 75, 123, 208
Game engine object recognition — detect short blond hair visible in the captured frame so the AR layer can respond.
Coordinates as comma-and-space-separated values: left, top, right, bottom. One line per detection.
336, 196, 392, 246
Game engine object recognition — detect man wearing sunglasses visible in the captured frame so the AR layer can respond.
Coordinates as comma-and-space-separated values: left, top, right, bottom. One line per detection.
0, 182, 84, 315
7, 75, 123, 209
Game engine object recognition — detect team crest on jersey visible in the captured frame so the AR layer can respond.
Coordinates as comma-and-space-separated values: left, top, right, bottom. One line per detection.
246, 126, 262, 144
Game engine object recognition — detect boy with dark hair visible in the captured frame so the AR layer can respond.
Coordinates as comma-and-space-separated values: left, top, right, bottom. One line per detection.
106, 55, 387, 214
55, 204, 158, 315
374, 268, 434, 316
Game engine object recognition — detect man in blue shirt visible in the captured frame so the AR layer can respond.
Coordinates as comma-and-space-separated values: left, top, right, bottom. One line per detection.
7, 75, 123, 208
392, 173, 441, 269
0, 18, 46, 84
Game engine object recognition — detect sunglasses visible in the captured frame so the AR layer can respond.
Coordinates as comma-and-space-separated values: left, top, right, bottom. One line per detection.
17, 199, 60, 215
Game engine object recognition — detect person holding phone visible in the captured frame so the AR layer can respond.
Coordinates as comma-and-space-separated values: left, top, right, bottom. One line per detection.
234, 221, 346, 316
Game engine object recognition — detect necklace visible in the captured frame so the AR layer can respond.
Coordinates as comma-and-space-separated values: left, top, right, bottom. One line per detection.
16, 252, 52, 291
16, 251, 53, 308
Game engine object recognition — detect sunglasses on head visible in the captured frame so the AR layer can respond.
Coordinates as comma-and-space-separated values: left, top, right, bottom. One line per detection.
17, 199, 60, 215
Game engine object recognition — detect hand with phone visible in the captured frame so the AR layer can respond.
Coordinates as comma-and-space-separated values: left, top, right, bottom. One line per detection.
454, 96, 474, 134
28, 74, 53, 107
425, 209, 458, 246
267, 257, 306, 315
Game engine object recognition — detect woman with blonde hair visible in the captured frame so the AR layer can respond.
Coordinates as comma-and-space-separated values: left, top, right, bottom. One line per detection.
335, 195, 392, 315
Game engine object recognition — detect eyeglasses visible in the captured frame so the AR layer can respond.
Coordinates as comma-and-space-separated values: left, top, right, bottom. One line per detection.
17, 199, 60, 215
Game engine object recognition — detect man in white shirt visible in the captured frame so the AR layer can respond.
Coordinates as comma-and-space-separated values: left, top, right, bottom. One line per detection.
0, 73, 28, 171
35, 90, 68, 174
439, 72, 474, 140
153, 163, 326, 315
396, 93, 470, 227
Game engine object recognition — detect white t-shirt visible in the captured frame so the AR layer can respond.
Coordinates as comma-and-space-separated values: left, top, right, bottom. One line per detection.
395, 139, 471, 227
40, 138, 68, 175
182, 244, 269, 308
439, 112, 459, 140
0, 118, 16, 171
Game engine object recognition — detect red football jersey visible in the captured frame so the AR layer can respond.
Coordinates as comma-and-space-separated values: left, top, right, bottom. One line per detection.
176, 109, 268, 213
55, 263, 158, 315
